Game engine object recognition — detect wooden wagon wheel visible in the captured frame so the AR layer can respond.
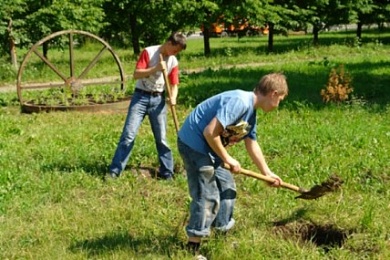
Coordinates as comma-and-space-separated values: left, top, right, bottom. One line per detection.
17, 30, 129, 113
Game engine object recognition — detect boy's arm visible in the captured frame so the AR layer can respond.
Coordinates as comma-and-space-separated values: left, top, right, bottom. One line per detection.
169, 84, 178, 105
244, 137, 281, 185
133, 50, 164, 79
203, 117, 241, 172
168, 66, 179, 105
133, 63, 164, 79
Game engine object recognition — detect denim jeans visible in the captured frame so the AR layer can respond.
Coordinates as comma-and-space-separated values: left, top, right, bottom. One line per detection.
177, 138, 236, 238
109, 91, 174, 177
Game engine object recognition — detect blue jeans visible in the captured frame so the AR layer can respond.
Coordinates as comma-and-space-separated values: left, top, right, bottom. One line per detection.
177, 138, 236, 238
109, 91, 174, 177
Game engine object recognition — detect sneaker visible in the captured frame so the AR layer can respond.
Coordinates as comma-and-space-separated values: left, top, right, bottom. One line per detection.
105, 172, 118, 181
157, 173, 174, 181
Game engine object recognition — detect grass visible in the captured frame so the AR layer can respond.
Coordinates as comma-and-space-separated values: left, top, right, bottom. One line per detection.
1, 29, 390, 259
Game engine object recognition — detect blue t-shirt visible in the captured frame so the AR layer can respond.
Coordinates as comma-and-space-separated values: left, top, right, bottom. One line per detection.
178, 90, 257, 155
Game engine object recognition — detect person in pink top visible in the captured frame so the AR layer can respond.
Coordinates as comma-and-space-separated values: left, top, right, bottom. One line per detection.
107, 32, 187, 180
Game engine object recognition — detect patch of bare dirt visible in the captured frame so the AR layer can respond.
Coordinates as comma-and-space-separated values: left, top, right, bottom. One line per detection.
127, 164, 185, 179
272, 220, 352, 251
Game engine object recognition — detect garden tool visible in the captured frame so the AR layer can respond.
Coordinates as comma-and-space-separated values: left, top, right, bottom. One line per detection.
160, 54, 180, 133
222, 164, 343, 200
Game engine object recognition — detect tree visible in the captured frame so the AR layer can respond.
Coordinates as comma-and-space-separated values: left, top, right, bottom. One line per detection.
191, 0, 220, 56
355, 0, 390, 37
102, 0, 199, 55
261, 0, 289, 52
340, 0, 375, 39
0, 0, 27, 68
24, 0, 106, 58
285, 0, 334, 45
0, 0, 106, 63
278, 0, 358, 45
192, 0, 273, 56
373, 0, 390, 31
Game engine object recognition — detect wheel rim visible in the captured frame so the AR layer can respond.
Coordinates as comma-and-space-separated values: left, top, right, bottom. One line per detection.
16, 30, 128, 113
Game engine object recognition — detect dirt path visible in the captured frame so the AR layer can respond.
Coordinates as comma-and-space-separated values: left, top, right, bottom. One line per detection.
0, 62, 281, 93
0, 84, 16, 93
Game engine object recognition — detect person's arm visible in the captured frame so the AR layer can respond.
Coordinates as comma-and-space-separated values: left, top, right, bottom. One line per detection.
169, 84, 178, 105
168, 66, 179, 105
133, 50, 164, 80
133, 63, 164, 79
203, 117, 241, 172
244, 137, 282, 186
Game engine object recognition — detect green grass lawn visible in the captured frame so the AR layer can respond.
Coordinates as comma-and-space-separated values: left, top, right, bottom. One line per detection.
1, 29, 390, 259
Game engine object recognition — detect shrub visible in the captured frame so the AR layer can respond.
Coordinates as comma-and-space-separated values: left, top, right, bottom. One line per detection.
0, 59, 17, 82
320, 64, 353, 104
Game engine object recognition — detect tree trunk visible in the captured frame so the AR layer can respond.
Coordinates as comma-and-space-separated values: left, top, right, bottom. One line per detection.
356, 22, 362, 39
203, 27, 211, 56
129, 13, 140, 55
312, 25, 319, 45
9, 38, 17, 70
267, 23, 274, 53
7, 19, 18, 69
43, 42, 49, 59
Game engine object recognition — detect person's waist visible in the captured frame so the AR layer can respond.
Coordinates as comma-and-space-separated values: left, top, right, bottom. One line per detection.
135, 88, 165, 96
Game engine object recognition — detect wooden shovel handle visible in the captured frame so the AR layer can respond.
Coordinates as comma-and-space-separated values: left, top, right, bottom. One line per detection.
160, 54, 179, 133
222, 163, 306, 194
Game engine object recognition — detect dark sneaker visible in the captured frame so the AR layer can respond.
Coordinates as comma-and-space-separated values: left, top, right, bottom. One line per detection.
157, 173, 174, 181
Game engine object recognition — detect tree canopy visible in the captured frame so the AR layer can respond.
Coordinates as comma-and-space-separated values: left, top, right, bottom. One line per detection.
0, 0, 389, 62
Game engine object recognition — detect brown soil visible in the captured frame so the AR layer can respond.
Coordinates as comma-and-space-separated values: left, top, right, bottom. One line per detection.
127, 164, 184, 179
20, 95, 132, 113
296, 174, 344, 200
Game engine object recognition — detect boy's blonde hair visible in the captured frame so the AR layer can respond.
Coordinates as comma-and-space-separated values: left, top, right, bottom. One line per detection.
254, 73, 288, 96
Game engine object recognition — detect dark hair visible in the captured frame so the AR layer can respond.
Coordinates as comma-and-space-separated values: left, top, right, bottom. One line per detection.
167, 32, 187, 50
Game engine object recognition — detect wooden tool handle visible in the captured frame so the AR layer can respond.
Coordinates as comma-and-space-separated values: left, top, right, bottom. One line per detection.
159, 54, 180, 133
222, 163, 305, 194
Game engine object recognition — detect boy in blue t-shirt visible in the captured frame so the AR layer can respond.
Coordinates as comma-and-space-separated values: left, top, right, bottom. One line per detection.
177, 73, 289, 255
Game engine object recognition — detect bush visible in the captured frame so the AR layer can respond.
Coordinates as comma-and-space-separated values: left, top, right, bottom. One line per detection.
320, 64, 353, 104
0, 58, 17, 82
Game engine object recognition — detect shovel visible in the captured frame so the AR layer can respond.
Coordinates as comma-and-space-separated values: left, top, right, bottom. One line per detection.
222, 163, 343, 200
160, 54, 180, 133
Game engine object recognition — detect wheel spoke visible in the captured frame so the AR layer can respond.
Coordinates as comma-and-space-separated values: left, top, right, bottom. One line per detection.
33, 49, 68, 81
78, 78, 125, 87
20, 81, 66, 90
17, 30, 127, 111
78, 46, 108, 80
69, 32, 75, 77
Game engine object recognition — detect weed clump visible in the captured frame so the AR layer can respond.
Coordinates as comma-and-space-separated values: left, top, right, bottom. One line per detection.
321, 64, 353, 104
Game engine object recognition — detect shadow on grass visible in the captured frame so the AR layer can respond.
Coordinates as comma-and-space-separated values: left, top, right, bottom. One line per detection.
39, 160, 177, 181
69, 231, 184, 258
179, 59, 390, 111
271, 207, 309, 226
40, 160, 109, 178
201, 28, 390, 58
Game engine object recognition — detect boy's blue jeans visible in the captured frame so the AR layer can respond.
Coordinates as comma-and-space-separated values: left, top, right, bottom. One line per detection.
109, 91, 174, 177
177, 138, 236, 238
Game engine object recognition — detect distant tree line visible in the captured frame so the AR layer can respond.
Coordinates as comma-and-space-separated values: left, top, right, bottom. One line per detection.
1, 0, 389, 67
